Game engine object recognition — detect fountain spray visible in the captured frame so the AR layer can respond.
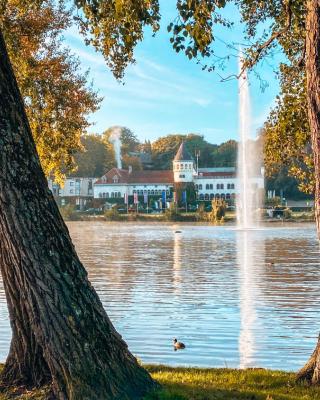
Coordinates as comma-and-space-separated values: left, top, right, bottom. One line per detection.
109, 126, 122, 169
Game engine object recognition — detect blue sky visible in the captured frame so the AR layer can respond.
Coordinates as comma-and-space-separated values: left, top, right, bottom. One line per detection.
65, 2, 282, 144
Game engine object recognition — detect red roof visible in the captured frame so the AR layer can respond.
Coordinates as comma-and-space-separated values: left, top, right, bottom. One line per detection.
95, 168, 173, 185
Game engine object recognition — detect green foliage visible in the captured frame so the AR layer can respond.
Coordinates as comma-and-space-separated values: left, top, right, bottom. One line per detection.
104, 207, 121, 221
196, 203, 207, 222
143, 365, 320, 400
211, 140, 237, 167
263, 67, 314, 195
152, 134, 216, 170
1, 0, 101, 184
73, 134, 114, 177
164, 207, 182, 222
59, 204, 79, 221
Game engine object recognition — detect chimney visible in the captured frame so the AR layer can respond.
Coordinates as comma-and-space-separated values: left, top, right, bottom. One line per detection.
128, 165, 132, 174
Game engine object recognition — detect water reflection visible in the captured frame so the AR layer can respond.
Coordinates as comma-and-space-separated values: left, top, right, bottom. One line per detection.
0, 222, 319, 370
237, 230, 264, 368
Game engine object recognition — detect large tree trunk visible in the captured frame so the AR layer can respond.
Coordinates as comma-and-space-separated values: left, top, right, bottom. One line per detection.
297, 0, 320, 384
0, 29, 156, 399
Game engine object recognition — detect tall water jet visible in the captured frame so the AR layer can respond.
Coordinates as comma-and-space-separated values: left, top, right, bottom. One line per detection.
109, 126, 122, 169
237, 57, 261, 228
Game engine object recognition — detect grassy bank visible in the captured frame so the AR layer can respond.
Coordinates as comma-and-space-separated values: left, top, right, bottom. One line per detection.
1, 365, 319, 399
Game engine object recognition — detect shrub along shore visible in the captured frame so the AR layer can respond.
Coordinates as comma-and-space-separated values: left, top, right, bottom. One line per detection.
0, 365, 319, 400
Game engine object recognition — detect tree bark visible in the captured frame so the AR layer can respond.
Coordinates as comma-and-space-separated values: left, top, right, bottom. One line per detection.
0, 29, 156, 399
297, 0, 320, 384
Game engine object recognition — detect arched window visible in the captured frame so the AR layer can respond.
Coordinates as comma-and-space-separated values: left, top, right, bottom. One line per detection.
199, 194, 204, 200
118, 192, 121, 197
151, 190, 154, 195
204, 194, 209, 201
148, 190, 151, 194
221, 193, 225, 199
226, 193, 231, 200
111, 192, 114, 198
210, 193, 214, 200
106, 193, 109, 198
215, 193, 220, 199
133, 190, 136, 193
231, 193, 236, 199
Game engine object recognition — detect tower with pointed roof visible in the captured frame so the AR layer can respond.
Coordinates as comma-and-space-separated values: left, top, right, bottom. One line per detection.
173, 142, 194, 183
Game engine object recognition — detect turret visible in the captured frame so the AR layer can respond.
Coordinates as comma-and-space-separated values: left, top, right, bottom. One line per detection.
173, 142, 194, 183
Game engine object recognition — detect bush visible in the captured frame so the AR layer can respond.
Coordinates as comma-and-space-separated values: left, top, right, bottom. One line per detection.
59, 204, 80, 221
196, 204, 208, 221
164, 207, 182, 221
283, 208, 292, 219
104, 207, 121, 221
209, 199, 227, 223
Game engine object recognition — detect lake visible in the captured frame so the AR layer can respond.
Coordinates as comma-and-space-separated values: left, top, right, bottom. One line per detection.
0, 222, 319, 371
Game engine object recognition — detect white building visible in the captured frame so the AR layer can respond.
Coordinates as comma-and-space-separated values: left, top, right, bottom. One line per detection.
93, 142, 264, 203
94, 166, 173, 199
48, 177, 96, 209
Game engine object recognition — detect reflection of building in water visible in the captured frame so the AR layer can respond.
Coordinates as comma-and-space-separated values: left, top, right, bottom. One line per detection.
238, 230, 264, 368
173, 230, 182, 294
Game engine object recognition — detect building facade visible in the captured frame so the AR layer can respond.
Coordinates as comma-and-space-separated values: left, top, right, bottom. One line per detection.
93, 142, 264, 203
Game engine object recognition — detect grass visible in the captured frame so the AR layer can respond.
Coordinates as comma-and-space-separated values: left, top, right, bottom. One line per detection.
143, 366, 320, 400
1, 365, 319, 399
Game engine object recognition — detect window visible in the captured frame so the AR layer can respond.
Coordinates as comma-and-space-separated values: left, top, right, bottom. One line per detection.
204, 194, 209, 201
151, 190, 155, 195
70, 189, 74, 194
210, 193, 214, 200
69, 181, 74, 186
99, 193, 102, 198
111, 192, 114, 197
221, 193, 225, 199
118, 192, 121, 197
210, 184, 213, 190
106, 193, 109, 198
221, 184, 224, 189
199, 194, 204, 200
199, 184, 202, 190
113, 175, 119, 183
180, 163, 184, 169
179, 174, 185, 178
185, 164, 188, 169
206, 184, 209, 190
217, 184, 220, 189
231, 183, 235, 189
226, 193, 231, 200
215, 193, 220, 199
133, 190, 137, 193
189, 164, 192, 169
195, 184, 198, 190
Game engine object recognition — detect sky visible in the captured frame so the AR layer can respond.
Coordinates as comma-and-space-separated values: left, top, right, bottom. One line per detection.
64, 2, 282, 145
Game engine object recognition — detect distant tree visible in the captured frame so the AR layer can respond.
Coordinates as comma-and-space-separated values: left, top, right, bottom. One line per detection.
211, 140, 237, 167
103, 126, 140, 159
152, 133, 215, 169
73, 135, 114, 177
121, 154, 142, 170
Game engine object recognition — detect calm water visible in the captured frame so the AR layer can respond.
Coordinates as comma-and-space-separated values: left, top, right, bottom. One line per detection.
0, 222, 319, 371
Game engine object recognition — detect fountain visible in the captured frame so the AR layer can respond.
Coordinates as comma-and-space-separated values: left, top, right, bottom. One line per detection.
237, 56, 261, 228
237, 55, 265, 367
